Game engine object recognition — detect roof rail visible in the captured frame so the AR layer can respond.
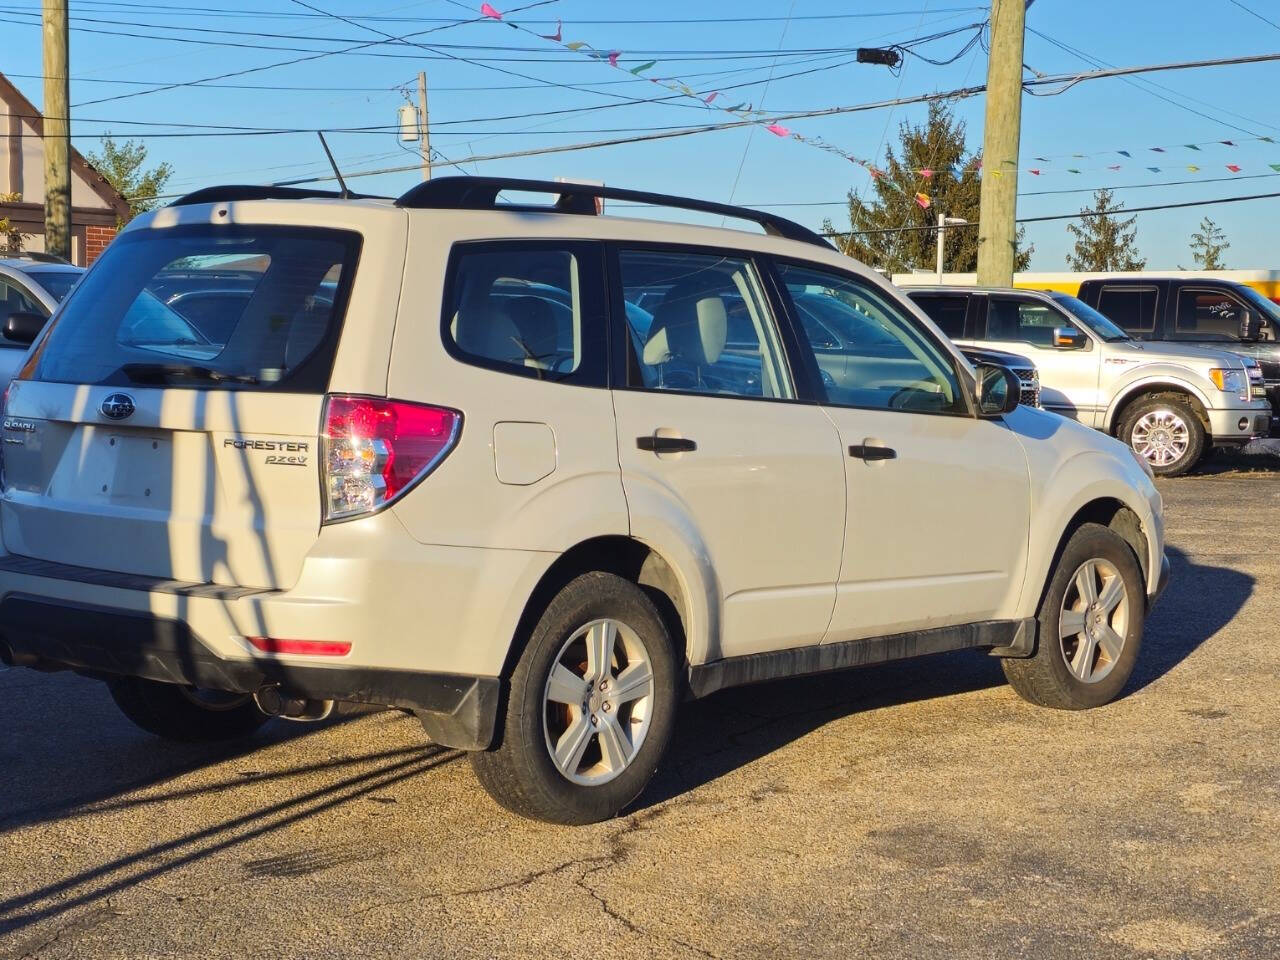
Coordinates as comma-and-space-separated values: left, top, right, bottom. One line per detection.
394, 176, 834, 249
169, 185, 387, 207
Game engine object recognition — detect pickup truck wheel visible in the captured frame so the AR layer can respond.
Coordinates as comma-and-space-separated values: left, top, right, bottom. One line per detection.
108, 677, 270, 742
1002, 523, 1144, 710
1119, 394, 1205, 477
470, 572, 678, 825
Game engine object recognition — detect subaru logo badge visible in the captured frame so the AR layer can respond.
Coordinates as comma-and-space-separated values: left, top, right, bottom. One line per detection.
100, 393, 135, 421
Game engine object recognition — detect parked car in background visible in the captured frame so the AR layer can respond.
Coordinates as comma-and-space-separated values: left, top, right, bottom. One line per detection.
0, 178, 1167, 825
902, 284, 1270, 476
1072, 276, 1280, 432
0, 254, 84, 385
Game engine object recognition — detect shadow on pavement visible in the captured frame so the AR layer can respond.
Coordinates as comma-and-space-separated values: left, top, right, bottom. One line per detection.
640, 543, 1250, 809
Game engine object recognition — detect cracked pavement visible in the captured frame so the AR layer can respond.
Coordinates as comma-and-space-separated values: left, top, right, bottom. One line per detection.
1, 463, 1278, 959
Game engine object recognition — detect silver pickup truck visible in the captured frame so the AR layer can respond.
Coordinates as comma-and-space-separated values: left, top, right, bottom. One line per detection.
901, 284, 1271, 476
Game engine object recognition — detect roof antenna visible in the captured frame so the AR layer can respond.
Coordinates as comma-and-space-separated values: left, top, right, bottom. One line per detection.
316, 131, 349, 198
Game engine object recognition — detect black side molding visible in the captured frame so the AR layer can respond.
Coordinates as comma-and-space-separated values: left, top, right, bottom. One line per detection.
687, 618, 1036, 698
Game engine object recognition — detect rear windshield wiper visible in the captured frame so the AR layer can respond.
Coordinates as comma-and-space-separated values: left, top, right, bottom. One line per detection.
121, 362, 259, 385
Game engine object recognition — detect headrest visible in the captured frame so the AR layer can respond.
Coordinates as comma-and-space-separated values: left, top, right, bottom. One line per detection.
643, 294, 728, 366
505, 295, 559, 352
452, 298, 526, 366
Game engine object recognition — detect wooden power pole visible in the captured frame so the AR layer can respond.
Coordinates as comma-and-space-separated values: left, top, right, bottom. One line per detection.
418, 71, 431, 181
975, 0, 1026, 286
42, 0, 71, 261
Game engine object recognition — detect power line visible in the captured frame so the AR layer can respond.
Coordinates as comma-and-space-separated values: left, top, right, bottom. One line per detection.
823, 189, 1280, 237
1227, 0, 1280, 32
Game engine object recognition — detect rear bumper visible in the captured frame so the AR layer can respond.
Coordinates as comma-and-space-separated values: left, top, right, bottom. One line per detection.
0, 592, 500, 749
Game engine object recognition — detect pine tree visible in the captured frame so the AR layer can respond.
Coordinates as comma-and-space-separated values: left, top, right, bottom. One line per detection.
86, 134, 174, 223
823, 101, 1033, 274
1065, 188, 1146, 271
1189, 216, 1229, 270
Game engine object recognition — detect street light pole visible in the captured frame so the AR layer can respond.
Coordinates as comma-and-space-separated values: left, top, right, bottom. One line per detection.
936, 214, 969, 282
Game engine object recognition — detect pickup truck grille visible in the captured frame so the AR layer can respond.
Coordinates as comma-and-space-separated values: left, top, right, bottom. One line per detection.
1014, 368, 1041, 407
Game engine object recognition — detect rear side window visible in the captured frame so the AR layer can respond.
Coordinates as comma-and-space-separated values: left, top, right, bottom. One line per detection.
1097, 286, 1158, 335
910, 295, 969, 337
25, 225, 359, 391
442, 243, 606, 385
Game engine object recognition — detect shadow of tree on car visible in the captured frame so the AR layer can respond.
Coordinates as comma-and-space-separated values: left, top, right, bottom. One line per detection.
639, 543, 1250, 809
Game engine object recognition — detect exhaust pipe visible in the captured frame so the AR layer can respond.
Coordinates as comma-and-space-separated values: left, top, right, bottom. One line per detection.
254, 685, 335, 722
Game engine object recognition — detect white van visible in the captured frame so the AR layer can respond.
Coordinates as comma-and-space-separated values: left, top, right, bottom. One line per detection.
0, 179, 1167, 824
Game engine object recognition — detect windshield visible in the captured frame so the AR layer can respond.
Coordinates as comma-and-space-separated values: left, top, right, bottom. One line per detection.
24, 269, 81, 303
23, 224, 360, 391
1052, 293, 1131, 341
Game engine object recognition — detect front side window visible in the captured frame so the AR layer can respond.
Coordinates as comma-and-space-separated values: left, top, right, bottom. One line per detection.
445, 246, 597, 379
1097, 286, 1158, 335
910, 294, 969, 338
617, 249, 792, 400
1175, 289, 1249, 340
25, 225, 358, 390
985, 297, 1066, 347
779, 263, 965, 415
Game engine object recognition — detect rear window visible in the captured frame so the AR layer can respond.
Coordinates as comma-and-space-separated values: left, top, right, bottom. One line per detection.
23, 225, 360, 391
25, 269, 81, 303
910, 294, 969, 338
1097, 286, 1158, 335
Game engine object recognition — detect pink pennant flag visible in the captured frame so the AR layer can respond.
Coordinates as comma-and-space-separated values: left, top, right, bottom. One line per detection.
915, 192, 931, 210
919, 168, 934, 179
766, 123, 791, 137
703, 91, 720, 105
1227, 163, 1242, 172
607, 51, 620, 68
480, 2, 502, 19
541, 18, 561, 41
1107, 164, 1122, 171
1028, 169, 1041, 176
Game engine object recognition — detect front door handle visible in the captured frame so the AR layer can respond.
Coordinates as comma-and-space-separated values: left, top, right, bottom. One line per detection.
637, 435, 697, 453
849, 443, 896, 461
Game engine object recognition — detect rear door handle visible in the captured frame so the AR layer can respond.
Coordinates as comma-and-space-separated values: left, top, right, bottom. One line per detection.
637, 436, 697, 453
849, 443, 896, 461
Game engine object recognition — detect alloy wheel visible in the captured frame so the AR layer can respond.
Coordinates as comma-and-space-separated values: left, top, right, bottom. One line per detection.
542, 618, 655, 786
1059, 558, 1130, 684
1131, 409, 1190, 467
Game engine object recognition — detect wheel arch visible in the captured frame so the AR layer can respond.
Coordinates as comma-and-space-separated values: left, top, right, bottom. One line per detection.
1105, 379, 1212, 437
1037, 498, 1150, 616
500, 535, 703, 681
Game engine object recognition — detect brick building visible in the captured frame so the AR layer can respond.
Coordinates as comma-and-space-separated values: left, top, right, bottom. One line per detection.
0, 70, 130, 266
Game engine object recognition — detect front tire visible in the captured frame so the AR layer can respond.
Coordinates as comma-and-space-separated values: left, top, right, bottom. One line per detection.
1119, 393, 1205, 477
108, 677, 270, 742
1003, 523, 1145, 710
470, 572, 679, 825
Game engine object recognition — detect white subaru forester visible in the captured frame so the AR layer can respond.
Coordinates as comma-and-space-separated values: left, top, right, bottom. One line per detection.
0, 178, 1168, 824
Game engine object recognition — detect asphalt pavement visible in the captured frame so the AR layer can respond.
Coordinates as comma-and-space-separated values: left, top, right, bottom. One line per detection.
0, 460, 1278, 959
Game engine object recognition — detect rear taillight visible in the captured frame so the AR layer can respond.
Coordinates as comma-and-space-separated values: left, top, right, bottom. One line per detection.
321, 394, 461, 522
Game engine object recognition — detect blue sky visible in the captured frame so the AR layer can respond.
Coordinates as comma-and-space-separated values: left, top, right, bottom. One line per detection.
5, 0, 1280, 270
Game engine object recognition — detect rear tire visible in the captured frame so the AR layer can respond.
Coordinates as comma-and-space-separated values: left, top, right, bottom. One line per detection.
108, 677, 270, 742
1118, 393, 1205, 477
470, 572, 679, 825
1002, 523, 1144, 710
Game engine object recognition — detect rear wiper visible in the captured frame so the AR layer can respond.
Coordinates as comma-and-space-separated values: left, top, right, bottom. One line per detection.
121, 362, 259, 385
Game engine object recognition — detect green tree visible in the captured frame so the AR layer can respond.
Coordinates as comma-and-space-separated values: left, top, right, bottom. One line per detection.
0, 192, 26, 253
1065, 188, 1146, 271
823, 101, 1033, 274
1189, 216, 1229, 270
86, 134, 173, 222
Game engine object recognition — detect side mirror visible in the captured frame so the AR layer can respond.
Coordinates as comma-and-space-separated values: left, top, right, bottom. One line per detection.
1240, 312, 1264, 341
3, 311, 47, 346
974, 362, 1022, 417
1053, 326, 1088, 350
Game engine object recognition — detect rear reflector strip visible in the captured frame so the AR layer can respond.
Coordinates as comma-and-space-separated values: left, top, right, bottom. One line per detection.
248, 637, 352, 657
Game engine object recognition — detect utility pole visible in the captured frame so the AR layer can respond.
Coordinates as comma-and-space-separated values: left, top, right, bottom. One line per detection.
417, 71, 431, 181
975, 0, 1027, 286
42, 0, 71, 261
